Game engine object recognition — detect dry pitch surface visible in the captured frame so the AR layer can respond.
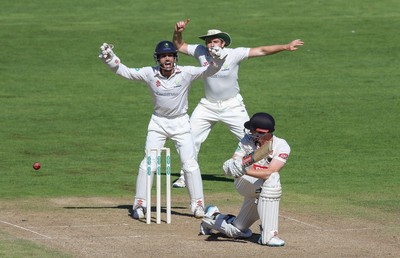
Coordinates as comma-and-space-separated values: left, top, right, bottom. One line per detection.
0, 195, 399, 258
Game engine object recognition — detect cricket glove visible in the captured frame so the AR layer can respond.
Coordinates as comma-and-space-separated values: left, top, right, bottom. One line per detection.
223, 158, 246, 178
99, 43, 115, 63
209, 46, 227, 60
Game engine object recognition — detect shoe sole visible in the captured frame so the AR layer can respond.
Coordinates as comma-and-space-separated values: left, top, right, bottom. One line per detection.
172, 185, 186, 188
266, 244, 285, 247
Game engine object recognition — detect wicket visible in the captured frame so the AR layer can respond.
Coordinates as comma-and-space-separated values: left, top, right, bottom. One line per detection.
146, 148, 171, 224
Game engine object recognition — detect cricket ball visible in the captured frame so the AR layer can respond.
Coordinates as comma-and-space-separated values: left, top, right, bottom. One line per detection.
33, 162, 41, 170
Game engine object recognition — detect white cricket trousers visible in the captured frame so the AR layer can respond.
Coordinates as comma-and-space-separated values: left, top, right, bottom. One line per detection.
190, 93, 250, 157
232, 175, 264, 231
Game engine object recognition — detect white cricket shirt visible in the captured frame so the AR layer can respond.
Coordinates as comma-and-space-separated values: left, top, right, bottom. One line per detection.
106, 57, 223, 117
236, 135, 291, 168
187, 44, 250, 101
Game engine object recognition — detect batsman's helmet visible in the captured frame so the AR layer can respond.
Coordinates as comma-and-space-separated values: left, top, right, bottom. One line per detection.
244, 112, 275, 133
153, 40, 178, 61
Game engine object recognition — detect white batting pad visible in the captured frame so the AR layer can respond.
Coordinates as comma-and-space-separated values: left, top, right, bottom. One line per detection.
257, 172, 282, 245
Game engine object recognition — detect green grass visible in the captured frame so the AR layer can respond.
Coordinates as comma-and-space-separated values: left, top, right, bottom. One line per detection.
1, 0, 399, 254
0, 231, 71, 258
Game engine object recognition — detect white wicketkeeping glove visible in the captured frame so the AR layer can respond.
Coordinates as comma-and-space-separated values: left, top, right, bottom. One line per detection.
99, 43, 115, 63
209, 46, 226, 59
223, 158, 246, 178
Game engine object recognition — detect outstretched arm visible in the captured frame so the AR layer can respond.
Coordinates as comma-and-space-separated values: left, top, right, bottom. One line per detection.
248, 39, 304, 58
172, 18, 190, 54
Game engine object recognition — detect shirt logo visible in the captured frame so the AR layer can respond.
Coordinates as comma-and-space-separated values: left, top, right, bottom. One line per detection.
253, 164, 268, 170
156, 80, 161, 87
279, 153, 289, 160
174, 79, 182, 88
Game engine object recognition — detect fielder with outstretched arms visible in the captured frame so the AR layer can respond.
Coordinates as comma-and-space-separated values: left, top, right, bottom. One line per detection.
199, 112, 290, 247
99, 40, 226, 219
171, 18, 303, 188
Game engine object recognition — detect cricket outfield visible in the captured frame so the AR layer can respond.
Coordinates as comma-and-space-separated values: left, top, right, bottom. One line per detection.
1, 0, 399, 257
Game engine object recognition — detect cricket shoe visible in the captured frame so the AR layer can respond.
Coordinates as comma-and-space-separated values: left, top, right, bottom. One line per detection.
194, 206, 205, 218
131, 206, 145, 219
193, 199, 205, 218
199, 221, 212, 235
258, 236, 285, 247
199, 206, 219, 235
172, 176, 186, 188
204, 205, 220, 219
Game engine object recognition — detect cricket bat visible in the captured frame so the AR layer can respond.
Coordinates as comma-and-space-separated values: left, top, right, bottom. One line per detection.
242, 141, 272, 168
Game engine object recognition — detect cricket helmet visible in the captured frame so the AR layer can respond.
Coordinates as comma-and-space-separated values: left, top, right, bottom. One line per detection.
153, 40, 178, 61
244, 112, 275, 133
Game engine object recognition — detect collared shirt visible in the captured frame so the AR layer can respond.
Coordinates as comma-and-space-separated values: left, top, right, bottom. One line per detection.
106, 58, 223, 117
187, 44, 250, 101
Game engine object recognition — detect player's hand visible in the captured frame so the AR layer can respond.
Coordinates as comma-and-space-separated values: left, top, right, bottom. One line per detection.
99, 43, 115, 62
286, 39, 304, 51
175, 18, 190, 32
223, 159, 246, 178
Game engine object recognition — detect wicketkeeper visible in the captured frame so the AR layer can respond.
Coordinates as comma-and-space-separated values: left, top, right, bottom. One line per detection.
99, 40, 226, 219
199, 112, 290, 246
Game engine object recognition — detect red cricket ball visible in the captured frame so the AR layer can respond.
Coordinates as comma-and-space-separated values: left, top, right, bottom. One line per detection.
33, 162, 41, 170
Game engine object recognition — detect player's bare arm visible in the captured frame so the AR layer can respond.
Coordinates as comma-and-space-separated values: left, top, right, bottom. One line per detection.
245, 159, 286, 180
248, 39, 304, 58
173, 19, 190, 54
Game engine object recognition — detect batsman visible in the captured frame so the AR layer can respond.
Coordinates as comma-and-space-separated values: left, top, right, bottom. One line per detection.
200, 112, 290, 246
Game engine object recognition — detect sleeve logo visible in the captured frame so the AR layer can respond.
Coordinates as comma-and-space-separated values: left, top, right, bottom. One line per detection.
278, 153, 289, 160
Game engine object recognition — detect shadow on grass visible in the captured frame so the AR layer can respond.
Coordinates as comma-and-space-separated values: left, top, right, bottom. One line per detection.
170, 173, 234, 183
202, 174, 234, 183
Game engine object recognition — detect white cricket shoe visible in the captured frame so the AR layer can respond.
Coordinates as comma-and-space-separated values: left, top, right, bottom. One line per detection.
258, 236, 285, 247
194, 206, 205, 218
204, 205, 220, 218
172, 176, 186, 188
131, 206, 145, 219
199, 222, 212, 235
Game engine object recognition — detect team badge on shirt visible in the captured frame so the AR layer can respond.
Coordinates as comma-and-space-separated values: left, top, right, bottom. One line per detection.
253, 164, 268, 170
278, 153, 289, 160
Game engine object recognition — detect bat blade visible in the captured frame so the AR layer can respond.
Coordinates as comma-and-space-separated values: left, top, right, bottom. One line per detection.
242, 141, 272, 168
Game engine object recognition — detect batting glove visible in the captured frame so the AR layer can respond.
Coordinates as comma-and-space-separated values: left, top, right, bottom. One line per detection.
209, 46, 227, 60
99, 43, 115, 63
223, 158, 246, 178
